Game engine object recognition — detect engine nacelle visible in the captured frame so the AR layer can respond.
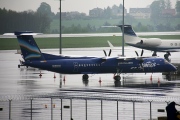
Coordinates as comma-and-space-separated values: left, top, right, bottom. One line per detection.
140, 38, 162, 46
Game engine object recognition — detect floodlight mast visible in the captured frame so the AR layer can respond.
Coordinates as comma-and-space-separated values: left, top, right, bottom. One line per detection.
58, 0, 124, 55
59, 0, 62, 54
102, 0, 125, 56
122, 0, 125, 56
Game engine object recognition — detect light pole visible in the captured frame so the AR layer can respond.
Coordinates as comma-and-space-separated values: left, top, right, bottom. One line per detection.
59, 0, 62, 54
122, 0, 125, 56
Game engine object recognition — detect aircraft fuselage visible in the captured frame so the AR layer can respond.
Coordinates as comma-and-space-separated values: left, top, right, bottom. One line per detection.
125, 34, 180, 52
24, 57, 175, 74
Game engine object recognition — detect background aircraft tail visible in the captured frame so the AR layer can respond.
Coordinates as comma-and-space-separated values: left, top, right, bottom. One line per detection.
14, 31, 45, 61
117, 25, 140, 43
117, 25, 137, 36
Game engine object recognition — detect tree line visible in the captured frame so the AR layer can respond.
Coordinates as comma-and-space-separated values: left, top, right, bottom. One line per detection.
54, 0, 180, 33
1, 0, 180, 34
0, 8, 51, 34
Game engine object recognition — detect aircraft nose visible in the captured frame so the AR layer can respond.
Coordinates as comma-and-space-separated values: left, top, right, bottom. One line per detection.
169, 63, 177, 72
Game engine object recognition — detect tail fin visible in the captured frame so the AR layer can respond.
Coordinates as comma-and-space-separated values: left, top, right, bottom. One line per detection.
14, 31, 45, 61
116, 25, 140, 43
117, 25, 137, 36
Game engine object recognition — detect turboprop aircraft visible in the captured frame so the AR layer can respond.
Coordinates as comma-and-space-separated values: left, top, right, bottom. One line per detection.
5, 31, 177, 81
118, 25, 180, 61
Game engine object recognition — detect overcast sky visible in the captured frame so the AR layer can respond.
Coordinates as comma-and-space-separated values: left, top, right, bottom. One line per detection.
0, 0, 176, 15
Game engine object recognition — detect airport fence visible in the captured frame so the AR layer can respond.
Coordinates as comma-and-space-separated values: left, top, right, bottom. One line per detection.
0, 92, 180, 120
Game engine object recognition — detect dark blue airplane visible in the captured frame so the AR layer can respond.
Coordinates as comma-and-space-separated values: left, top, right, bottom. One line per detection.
11, 31, 176, 81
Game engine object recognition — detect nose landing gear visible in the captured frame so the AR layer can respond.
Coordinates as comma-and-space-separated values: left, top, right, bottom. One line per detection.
82, 74, 89, 80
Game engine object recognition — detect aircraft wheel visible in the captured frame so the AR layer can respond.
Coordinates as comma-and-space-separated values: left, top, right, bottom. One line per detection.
18, 65, 20, 68
82, 74, 89, 80
114, 75, 121, 81
166, 74, 171, 81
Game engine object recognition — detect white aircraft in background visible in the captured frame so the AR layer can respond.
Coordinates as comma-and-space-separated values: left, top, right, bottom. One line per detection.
108, 25, 180, 61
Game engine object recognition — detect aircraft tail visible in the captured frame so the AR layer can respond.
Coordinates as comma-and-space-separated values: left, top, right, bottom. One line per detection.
117, 25, 140, 43
14, 31, 45, 61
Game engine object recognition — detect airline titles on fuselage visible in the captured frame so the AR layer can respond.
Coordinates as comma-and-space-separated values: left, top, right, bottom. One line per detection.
51, 61, 156, 68
118, 62, 133, 65
142, 62, 156, 68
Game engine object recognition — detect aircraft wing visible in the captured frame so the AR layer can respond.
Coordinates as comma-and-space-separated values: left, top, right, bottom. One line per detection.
117, 56, 157, 60
107, 41, 114, 48
160, 49, 180, 52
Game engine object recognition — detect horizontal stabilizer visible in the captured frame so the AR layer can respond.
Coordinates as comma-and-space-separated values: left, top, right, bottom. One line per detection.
20, 33, 42, 35
3, 33, 15, 35
3, 32, 42, 36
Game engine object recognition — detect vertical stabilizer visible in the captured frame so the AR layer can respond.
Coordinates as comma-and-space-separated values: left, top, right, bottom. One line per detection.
117, 25, 140, 43
117, 25, 137, 36
15, 31, 45, 61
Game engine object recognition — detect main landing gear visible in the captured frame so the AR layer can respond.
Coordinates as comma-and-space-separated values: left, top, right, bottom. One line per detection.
152, 51, 171, 62
114, 69, 121, 81
82, 74, 121, 81
82, 74, 89, 80
114, 75, 121, 81
152, 51, 157, 56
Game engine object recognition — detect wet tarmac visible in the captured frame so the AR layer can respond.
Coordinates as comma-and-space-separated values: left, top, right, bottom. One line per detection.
0, 47, 180, 120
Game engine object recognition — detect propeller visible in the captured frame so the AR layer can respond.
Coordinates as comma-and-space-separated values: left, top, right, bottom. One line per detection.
102, 49, 112, 63
103, 49, 112, 57
108, 49, 112, 56
135, 49, 144, 70
135, 49, 144, 57
103, 50, 107, 56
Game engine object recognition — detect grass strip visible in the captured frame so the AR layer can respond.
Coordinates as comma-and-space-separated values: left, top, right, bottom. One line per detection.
0, 35, 179, 50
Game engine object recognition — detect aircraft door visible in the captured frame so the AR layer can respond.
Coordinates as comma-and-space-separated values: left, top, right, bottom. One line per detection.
73, 62, 79, 72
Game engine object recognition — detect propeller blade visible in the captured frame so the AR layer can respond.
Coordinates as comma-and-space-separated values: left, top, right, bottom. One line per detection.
139, 59, 144, 71
103, 50, 107, 56
108, 49, 112, 57
135, 51, 139, 56
140, 63, 144, 71
141, 49, 144, 56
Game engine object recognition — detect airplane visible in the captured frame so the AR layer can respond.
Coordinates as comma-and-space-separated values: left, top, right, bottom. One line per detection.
4, 31, 177, 81
117, 25, 180, 62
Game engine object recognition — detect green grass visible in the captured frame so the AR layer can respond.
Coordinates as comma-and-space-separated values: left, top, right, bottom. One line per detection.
0, 38, 19, 50
0, 35, 180, 50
